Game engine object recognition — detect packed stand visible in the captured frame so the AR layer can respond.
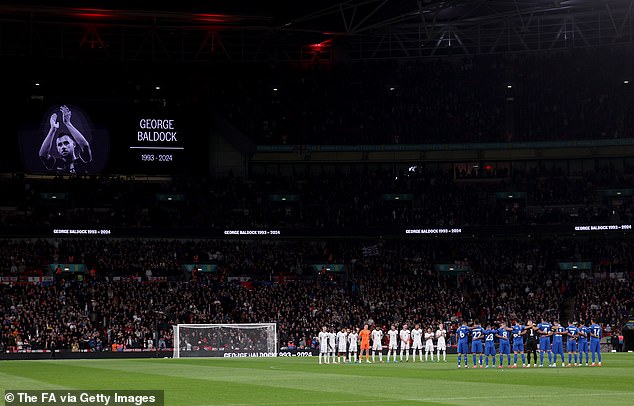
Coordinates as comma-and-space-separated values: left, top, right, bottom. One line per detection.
1, 238, 631, 353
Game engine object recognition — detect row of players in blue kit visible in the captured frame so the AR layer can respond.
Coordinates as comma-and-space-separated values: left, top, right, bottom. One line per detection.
455, 318, 603, 368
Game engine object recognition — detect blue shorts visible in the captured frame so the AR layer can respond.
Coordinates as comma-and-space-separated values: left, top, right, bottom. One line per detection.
540, 338, 551, 351
471, 341, 483, 354
457, 342, 469, 354
566, 341, 577, 352
578, 341, 588, 353
552, 341, 564, 354
499, 341, 511, 355
590, 341, 601, 353
484, 343, 496, 356
512, 341, 524, 352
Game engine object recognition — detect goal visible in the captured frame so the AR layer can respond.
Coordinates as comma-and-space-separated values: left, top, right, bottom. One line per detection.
172, 323, 278, 358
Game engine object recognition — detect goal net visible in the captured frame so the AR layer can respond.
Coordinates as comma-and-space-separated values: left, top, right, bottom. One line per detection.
173, 323, 278, 358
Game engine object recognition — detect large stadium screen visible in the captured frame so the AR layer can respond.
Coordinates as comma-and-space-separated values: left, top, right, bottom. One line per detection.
16, 97, 202, 175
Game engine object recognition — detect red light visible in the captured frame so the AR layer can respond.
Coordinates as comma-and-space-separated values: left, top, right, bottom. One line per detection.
308, 39, 332, 49
76, 13, 111, 18
485, 165, 493, 171
73, 8, 114, 19
194, 13, 234, 23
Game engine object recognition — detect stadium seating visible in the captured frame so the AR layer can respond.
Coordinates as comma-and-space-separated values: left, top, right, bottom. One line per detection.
1, 238, 631, 352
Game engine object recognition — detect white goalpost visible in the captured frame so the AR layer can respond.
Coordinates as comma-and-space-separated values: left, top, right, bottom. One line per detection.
173, 323, 278, 358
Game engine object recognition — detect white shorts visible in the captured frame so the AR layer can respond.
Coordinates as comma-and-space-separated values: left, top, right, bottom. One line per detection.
401, 342, 410, 350
425, 343, 434, 351
338, 345, 347, 353
389, 342, 398, 350
372, 342, 382, 351
412, 341, 423, 350
328, 345, 336, 353
436, 341, 446, 351
320, 347, 328, 354
349, 345, 358, 352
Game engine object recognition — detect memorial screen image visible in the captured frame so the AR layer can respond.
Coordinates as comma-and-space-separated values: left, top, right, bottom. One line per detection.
19, 104, 110, 174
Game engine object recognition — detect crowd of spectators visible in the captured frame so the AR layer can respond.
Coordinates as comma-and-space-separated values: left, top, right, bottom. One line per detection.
1, 237, 631, 353
0, 164, 632, 230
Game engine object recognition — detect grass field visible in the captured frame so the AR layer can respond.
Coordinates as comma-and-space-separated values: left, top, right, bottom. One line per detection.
1, 353, 633, 406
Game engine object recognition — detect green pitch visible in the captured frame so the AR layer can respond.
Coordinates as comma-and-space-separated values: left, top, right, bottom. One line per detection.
1, 354, 633, 405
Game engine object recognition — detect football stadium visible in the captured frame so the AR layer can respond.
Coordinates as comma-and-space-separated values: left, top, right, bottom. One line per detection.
1, 1, 634, 405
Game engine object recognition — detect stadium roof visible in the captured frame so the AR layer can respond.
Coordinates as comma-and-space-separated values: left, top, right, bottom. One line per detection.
0, 0, 632, 61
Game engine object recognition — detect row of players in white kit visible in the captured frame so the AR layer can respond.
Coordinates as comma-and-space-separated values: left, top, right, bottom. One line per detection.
317, 323, 449, 364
